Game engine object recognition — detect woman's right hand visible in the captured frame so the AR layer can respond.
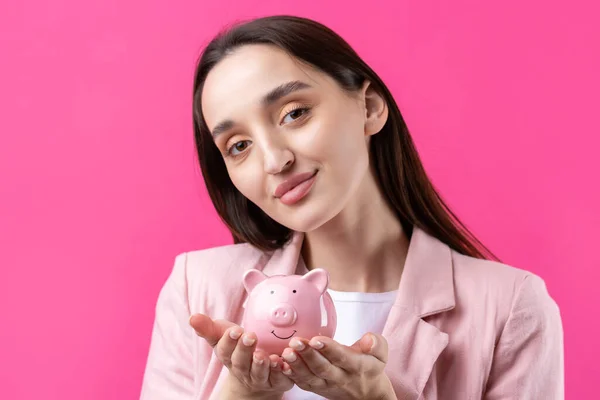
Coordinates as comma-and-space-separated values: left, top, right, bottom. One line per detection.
189, 313, 294, 400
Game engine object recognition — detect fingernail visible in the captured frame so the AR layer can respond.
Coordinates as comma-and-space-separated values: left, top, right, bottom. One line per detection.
253, 355, 264, 365
229, 328, 241, 340
290, 340, 305, 351
282, 365, 292, 375
309, 340, 324, 349
270, 360, 278, 368
242, 334, 256, 346
283, 350, 297, 363
370, 334, 377, 352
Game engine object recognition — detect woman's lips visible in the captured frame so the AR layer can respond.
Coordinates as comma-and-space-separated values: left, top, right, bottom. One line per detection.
274, 171, 318, 206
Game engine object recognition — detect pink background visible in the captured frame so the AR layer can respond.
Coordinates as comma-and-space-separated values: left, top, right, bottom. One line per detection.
1, 0, 598, 398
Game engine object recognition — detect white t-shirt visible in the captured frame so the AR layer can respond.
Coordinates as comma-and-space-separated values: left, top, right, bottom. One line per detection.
286, 288, 398, 399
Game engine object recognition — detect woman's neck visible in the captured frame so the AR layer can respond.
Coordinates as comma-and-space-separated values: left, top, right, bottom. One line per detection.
301, 171, 409, 293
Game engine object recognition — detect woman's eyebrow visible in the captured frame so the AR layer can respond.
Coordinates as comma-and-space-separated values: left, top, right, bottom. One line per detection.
261, 80, 312, 107
211, 80, 313, 139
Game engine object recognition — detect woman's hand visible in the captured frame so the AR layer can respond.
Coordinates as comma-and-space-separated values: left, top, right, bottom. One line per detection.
189, 313, 294, 400
280, 332, 397, 400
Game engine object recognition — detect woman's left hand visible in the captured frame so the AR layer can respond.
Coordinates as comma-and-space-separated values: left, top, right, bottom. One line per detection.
280, 332, 397, 400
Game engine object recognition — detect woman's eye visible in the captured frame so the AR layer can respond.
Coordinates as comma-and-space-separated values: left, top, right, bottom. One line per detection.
228, 140, 250, 156
281, 107, 309, 124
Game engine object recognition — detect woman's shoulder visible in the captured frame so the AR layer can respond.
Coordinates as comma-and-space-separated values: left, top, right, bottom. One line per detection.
449, 250, 560, 322
160, 242, 271, 316
174, 242, 269, 286
186, 241, 266, 270
451, 250, 551, 293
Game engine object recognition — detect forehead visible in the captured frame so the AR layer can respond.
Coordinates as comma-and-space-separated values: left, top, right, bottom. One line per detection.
201, 44, 326, 127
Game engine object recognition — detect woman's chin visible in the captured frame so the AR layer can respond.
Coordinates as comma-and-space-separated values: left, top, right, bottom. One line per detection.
276, 214, 325, 233
274, 201, 341, 233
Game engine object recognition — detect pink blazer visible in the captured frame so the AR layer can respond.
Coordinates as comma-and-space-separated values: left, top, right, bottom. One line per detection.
140, 227, 564, 399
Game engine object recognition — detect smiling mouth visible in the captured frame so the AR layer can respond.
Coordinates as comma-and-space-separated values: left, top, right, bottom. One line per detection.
271, 330, 297, 340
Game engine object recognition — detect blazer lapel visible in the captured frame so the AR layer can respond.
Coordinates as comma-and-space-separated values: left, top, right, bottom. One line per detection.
261, 231, 308, 277
382, 227, 455, 398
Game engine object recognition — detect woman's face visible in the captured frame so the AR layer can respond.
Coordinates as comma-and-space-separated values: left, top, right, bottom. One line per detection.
201, 44, 387, 232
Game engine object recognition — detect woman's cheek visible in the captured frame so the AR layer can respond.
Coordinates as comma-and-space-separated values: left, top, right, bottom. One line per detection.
231, 167, 264, 203
295, 118, 338, 158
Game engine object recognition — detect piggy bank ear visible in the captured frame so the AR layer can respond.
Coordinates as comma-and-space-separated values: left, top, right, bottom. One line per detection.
302, 268, 329, 294
243, 269, 267, 293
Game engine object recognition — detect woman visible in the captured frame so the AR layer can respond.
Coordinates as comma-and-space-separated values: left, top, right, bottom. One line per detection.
141, 15, 564, 400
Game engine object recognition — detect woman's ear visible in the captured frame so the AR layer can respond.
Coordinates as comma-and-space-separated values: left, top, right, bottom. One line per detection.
360, 80, 389, 137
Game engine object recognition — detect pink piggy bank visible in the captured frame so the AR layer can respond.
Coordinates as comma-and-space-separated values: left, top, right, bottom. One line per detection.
241, 268, 337, 356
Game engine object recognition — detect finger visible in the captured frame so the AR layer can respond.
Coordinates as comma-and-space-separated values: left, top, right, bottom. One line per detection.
291, 338, 344, 381
355, 333, 388, 364
249, 350, 269, 384
282, 345, 326, 389
269, 354, 283, 370
308, 336, 364, 374
214, 326, 244, 369
230, 332, 258, 376
189, 314, 235, 347
268, 355, 294, 390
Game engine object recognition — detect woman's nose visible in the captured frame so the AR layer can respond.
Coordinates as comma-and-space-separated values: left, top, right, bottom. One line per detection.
262, 140, 294, 174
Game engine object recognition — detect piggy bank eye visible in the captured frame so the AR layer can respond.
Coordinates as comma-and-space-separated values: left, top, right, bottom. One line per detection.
270, 290, 274, 294
293, 290, 297, 293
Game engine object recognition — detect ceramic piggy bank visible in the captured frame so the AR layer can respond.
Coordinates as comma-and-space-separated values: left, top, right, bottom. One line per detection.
241, 268, 337, 355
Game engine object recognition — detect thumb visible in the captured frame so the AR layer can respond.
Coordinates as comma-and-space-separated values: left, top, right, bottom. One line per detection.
357, 333, 388, 364
189, 313, 237, 347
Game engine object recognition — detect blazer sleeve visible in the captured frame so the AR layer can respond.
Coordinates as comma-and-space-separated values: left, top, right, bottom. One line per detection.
140, 253, 196, 400
484, 274, 564, 399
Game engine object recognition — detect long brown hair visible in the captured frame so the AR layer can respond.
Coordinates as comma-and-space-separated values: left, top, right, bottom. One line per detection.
192, 15, 499, 261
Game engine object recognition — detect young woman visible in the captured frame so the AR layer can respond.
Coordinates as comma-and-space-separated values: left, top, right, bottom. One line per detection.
140, 15, 564, 400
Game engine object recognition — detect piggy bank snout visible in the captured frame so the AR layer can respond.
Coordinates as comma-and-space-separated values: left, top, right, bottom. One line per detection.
270, 304, 297, 327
